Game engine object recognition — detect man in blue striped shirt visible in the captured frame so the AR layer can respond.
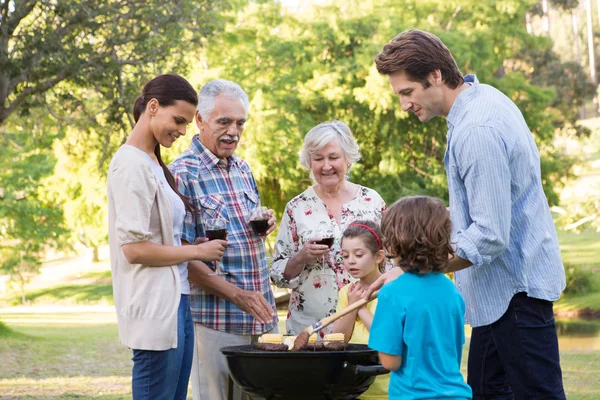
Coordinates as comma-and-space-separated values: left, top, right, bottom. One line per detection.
368, 30, 566, 399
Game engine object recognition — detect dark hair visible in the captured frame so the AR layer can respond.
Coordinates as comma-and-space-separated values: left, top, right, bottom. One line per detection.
374, 29, 464, 89
381, 196, 454, 274
133, 74, 198, 213
342, 219, 386, 273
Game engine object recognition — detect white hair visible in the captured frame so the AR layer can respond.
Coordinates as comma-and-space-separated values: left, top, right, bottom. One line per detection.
197, 79, 250, 119
299, 120, 361, 176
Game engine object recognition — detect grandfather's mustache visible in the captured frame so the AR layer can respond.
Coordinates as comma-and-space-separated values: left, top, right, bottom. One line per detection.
219, 135, 239, 142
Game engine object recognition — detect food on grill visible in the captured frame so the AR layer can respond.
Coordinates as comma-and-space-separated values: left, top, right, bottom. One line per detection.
299, 341, 347, 351
283, 335, 296, 350
255, 341, 347, 352
259, 333, 283, 344
255, 343, 290, 351
324, 333, 345, 343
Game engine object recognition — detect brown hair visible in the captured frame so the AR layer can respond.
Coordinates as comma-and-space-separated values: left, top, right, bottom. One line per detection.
133, 74, 198, 213
381, 196, 454, 274
342, 219, 386, 273
374, 29, 464, 89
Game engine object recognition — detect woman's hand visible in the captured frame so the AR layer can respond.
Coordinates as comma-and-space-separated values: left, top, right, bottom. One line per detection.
299, 238, 331, 263
193, 237, 227, 262
347, 282, 365, 305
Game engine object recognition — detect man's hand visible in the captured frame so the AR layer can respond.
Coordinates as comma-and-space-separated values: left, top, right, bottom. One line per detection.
232, 288, 275, 324
264, 209, 277, 236
363, 268, 403, 299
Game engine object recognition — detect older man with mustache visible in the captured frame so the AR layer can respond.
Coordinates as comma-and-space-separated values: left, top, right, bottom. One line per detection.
169, 79, 278, 400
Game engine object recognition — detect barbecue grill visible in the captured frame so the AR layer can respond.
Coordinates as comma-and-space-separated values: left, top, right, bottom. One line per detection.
221, 344, 389, 399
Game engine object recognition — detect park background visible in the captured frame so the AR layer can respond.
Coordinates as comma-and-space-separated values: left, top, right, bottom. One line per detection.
1, 0, 600, 398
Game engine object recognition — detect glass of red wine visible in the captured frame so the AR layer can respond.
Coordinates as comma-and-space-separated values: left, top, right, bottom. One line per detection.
204, 217, 228, 276
248, 205, 270, 236
315, 221, 335, 270
247, 205, 275, 265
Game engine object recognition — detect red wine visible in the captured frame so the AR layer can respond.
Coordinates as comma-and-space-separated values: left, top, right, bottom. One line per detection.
206, 229, 227, 241
250, 219, 269, 235
316, 237, 334, 248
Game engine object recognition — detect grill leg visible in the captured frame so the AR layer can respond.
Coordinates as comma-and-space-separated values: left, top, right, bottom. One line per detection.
227, 375, 234, 400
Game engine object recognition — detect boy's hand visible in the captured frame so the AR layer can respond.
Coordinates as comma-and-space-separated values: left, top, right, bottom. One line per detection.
363, 268, 403, 299
348, 282, 365, 305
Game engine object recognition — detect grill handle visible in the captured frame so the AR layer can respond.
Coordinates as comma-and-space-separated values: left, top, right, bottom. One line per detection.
343, 361, 390, 377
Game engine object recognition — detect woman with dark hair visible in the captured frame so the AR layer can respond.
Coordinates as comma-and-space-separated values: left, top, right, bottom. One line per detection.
107, 74, 227, 399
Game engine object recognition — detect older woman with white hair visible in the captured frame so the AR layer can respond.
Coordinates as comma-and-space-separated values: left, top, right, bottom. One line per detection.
270, 120, 387, 337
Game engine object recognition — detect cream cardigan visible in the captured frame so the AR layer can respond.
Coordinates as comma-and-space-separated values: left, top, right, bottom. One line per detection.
107, 145, 181, 351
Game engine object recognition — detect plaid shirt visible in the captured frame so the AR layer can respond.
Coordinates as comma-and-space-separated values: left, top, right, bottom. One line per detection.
168, 135, 277, 335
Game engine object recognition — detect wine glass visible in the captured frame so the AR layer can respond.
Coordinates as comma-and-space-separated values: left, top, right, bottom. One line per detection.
248, 205, 270, 236
204, 217, 228, 276
247, 204, 274, 264
315, 221, 335, 270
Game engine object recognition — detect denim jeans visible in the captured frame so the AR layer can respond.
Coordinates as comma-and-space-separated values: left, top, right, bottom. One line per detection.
467, 292, 566, 400
132, 294, 194, 400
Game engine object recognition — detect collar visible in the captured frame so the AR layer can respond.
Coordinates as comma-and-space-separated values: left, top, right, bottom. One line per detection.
446, 74, 479, 129
190, 134, 245, 170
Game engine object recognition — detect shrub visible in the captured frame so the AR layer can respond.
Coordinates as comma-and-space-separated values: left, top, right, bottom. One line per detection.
563, 264, 596, 295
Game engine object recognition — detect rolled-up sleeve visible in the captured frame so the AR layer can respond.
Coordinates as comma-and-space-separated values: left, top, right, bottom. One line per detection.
455, 126, 511, 268
270, 204, 301, 289
170, 165, 198, 245
109, 160, 155, 246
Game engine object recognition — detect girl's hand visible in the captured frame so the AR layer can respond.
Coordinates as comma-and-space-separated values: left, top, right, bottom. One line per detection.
347, 282, 365, 305
194, 238, 227, 262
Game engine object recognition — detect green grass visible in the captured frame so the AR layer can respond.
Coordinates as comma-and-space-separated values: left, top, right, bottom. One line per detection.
21, 283, 114, 306
0, 312, 132, 399
558, 229, 600, 269
555, 228, 600, 313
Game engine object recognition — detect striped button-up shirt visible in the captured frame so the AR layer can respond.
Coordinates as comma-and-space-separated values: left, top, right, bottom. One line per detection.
169, 135, 277, 335
446, 75, 566, 328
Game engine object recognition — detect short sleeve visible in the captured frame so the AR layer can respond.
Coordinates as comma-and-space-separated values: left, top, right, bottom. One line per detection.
336, 284, 351, 313
109, 158, 156, 246
369, 286, 405, 356
270, 203, 302, 289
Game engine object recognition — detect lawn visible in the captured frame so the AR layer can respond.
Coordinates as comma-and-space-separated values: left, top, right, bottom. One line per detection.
0, 311, 598, 399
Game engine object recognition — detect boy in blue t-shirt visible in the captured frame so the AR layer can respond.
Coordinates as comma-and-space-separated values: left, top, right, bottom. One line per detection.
369, 196, 472, 399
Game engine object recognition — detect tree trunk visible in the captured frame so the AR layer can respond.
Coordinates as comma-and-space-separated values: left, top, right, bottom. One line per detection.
541, 0, 551, 35
93, 246, 99, 263
573, 9, 586, 119
586, 0, 599, 115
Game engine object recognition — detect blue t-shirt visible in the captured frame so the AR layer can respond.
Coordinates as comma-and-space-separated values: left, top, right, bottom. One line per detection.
369, 272, 472, 400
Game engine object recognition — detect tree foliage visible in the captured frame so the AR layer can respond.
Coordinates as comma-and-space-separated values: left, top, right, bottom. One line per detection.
194, 0, 594, 213
0, 0, 237, 287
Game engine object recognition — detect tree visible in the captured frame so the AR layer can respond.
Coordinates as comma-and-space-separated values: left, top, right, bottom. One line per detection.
0, 0, 238, 288
0, 109, 68, 300
0, 0, 234, 125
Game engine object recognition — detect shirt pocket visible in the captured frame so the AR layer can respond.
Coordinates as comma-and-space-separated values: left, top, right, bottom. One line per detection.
243, 189, 260, 213
198, 194, 227, 220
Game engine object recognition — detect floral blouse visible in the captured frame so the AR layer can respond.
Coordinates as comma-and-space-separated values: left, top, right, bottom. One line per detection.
270, 185, 386, 337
